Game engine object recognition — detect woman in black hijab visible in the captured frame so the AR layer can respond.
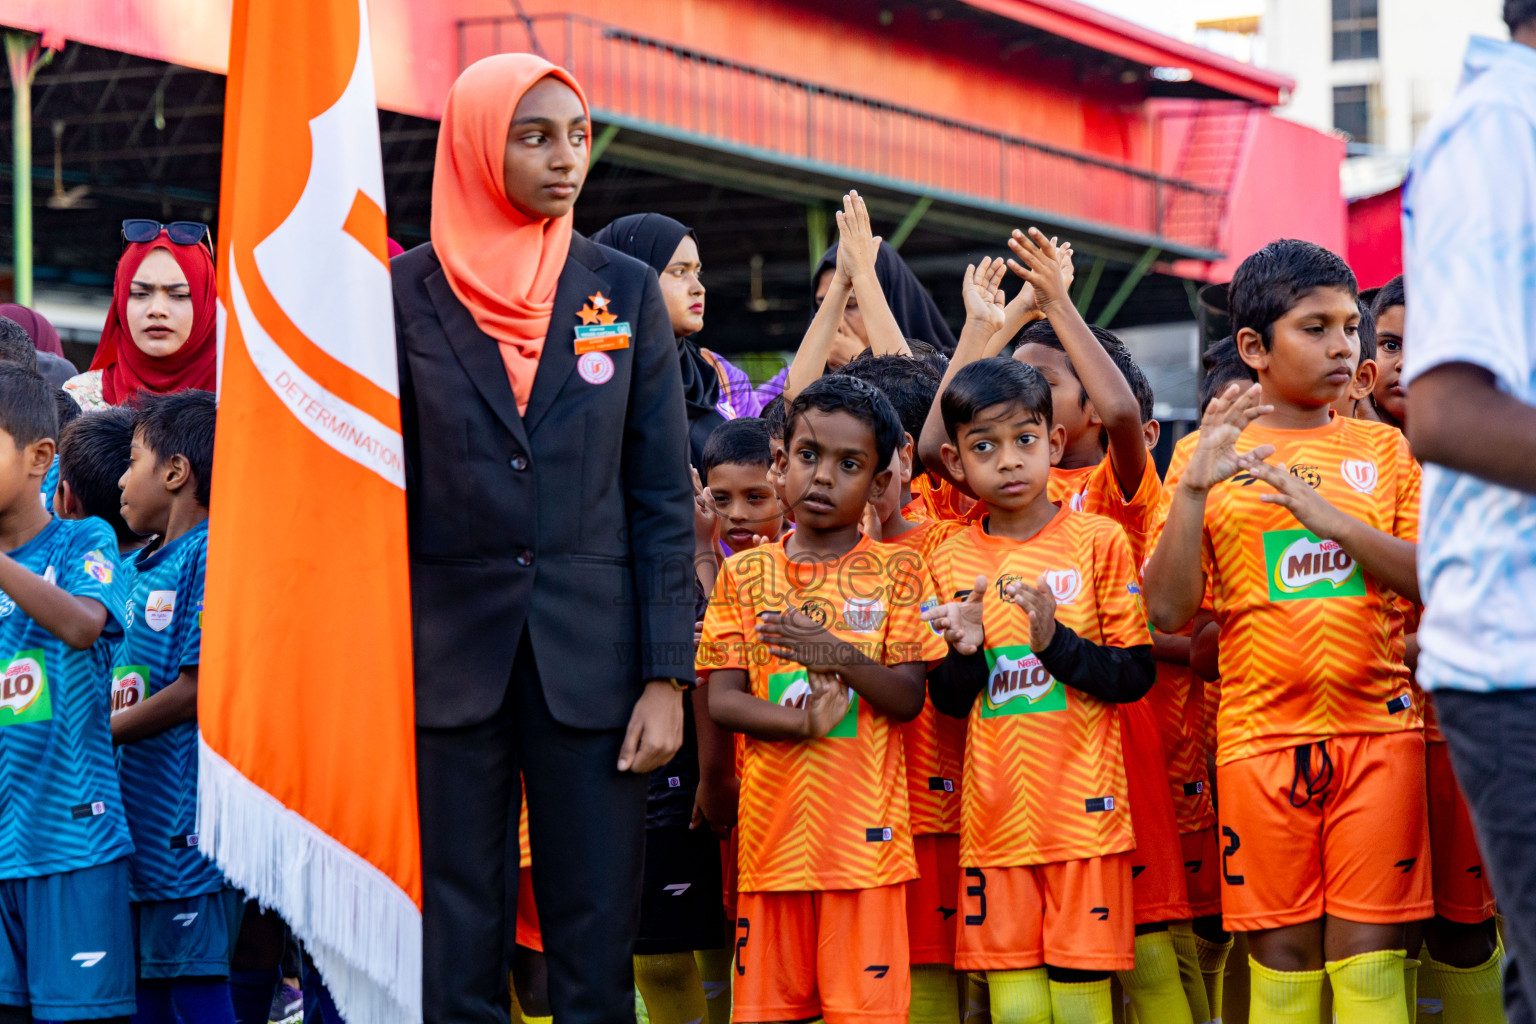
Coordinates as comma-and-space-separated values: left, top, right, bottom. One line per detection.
592, 213, 739, 465
812, 238, 956, 356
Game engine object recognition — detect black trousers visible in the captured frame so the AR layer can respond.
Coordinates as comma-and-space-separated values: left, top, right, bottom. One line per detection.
1434, 688, 1536, 1024
417, 632, 648, 1024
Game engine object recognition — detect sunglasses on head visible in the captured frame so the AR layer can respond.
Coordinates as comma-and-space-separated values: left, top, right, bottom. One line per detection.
121, 220, 211, 249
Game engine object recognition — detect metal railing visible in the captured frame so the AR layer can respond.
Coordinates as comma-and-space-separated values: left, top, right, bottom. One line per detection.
458, 13, 1226, 253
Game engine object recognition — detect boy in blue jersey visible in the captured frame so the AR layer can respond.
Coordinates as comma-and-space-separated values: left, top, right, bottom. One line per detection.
55, 410, 146, 559
0, 363, 136, 1024
108, 390, 236, 1024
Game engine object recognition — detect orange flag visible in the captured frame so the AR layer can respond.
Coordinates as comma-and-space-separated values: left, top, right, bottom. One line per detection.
200, 0, 420, 1021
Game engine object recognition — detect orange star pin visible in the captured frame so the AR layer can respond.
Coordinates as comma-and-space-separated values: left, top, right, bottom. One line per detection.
577, 303, 602, 325
590, 292, 610, 309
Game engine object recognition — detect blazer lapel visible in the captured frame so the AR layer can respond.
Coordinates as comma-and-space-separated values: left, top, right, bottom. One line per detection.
425, 265, 531, 453
522, 237, 609, 435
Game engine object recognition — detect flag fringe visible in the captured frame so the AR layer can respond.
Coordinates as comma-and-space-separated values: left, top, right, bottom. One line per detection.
198, 738, 422, 1024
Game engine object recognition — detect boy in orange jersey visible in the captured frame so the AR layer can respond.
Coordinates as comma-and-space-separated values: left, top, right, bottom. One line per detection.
1145, 239, 1427, 1024
921, 242, 1196, 1024
921, 356, 1155, 1024
700, 374, 945, 1024
1371, 277, 1504, 1022
837, 352, 971, 1024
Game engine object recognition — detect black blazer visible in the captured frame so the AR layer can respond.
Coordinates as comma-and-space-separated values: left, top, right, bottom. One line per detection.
392, 234, 694, 730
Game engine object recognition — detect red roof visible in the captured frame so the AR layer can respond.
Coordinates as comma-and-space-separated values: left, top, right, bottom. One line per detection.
954, 0, 1293, 106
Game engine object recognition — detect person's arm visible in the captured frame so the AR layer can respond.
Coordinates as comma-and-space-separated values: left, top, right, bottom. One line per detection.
0, 552, 108, 650
707, 667, 854, 741
785, 271, 852, 404
754, 609, 926, 722
1003, 575, 1154, 703
690, 684, 738, 834
1409, 364, 1536, 493
1242, 460, 1420, 603
982, 239, 1074, 357
928, 645, 988, 718
837, 191, 910, 358
113, 666, 197, 745
1152, 631, 1189, 665
1144, 384, 1274, 632
618, 271, 693, 773
1008, 228, 1144, 499
917, 259, 1008, 486
1190, 611, 1220, 682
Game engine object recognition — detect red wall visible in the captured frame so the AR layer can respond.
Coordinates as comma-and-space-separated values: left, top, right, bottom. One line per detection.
1347, 187, 1403, 289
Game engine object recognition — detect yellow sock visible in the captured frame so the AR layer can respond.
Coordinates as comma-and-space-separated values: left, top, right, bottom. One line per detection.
1119, 931, 1195, 1024
1434, 948, 1505, 1024
1247, 957, 1324, 1024
1049, 977, 1113, 1024
964, 972, 993, 1024
910, 964, 962, 1024
986, 968, 1052, 1024
694, 948, 733, 1024
521, 1016, 552, 1024
1194, 934, 1233, 1022
1171, 924, 1214, 1023
1325, 950, 1408, 1024
508, 972, 523, 1022
635, 952, 708, 1024
1404, 958, 1420, 1023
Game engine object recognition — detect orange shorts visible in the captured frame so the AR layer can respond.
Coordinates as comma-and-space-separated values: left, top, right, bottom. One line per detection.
906, 834, 960, 965
1216, 731, 1431, 932
733, 885, 910, 1024
1179, 826, 1222, 919
953, 855, 1135, 973
1427, 741, 1496, 924
515, 866, 543, 952
1122, 701, 1191, 924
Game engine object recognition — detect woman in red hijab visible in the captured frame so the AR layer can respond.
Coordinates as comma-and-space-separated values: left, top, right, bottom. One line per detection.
64, 227, 217, 409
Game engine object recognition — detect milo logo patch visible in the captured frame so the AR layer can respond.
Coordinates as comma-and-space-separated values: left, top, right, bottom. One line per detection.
0, 651, 51, 726
768, 668, 858, 737
982, 644, 1065, 718
112, 666, 149, 716
1263, 529, 1365, 601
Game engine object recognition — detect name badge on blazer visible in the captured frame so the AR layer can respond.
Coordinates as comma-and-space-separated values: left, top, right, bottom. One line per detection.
574, 323, 632, 354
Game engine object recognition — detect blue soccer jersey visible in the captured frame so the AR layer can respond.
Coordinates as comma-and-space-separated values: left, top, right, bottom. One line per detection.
0, 516, 131, 879
114, 520, 222, 901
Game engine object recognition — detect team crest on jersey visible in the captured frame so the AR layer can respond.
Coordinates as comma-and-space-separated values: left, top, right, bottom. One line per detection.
0, 651, 50, 726
919, 596, 944, 635
799, 598, 833, 629
982, 645, 1065, 717
768, 668, 858, 737
111, 666, 149, 715
995, 573, 1023, 602
1043, 569, 1082, 605
1341, 459, 1377, 495
841, 597, 885, 633
82, 550, 112, 585
1263, 529, 1365, 601
145, 591, 176, 632
1289, 464, 1323, 488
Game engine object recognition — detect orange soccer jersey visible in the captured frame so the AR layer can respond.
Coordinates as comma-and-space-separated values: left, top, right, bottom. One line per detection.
698, 534, 945, 893
1158, 416, 1423, 766
1147, 657, 1215, 834
1047, 454, 1163, 564
928, 508, 1148, 868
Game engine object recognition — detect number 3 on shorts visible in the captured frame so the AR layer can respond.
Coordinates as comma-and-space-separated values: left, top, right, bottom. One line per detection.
964, 867, 987, 926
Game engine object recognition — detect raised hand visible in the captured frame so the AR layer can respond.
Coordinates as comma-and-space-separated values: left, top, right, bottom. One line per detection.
836, 190, 883, 283
922, 574, 988, 655
1002, 235, 1074, 321
961, 257, 1008, 335
1181, 382, 1276, 495
1004, 574, 1059, 651
1006, 228, 1074, 316
692, 465, 719, 547
1246, 460, 1350, 541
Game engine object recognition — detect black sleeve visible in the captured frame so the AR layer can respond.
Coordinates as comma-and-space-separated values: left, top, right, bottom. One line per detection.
1033, 624, 1154, 704
928, 645, 989, 719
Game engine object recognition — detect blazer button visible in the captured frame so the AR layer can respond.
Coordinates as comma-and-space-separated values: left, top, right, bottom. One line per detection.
510, 455, 528, 471
516, 549, 534, 567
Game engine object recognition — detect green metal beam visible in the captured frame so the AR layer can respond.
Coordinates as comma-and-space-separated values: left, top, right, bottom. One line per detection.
588, 124, 621, 166
887, 195, 933, 251
1073, 255, 1105, 318
806, 204, 830, 275
5, 32, 46, 307
1095, 245, 1161, 328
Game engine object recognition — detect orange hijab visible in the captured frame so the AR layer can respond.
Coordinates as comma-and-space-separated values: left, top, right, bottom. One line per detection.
430, 55, 589, 413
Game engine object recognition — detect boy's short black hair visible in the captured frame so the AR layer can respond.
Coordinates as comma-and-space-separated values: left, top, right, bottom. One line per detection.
1198, 336, 1255, 413
1017, 319, 1152, 431
1507, 0, 1536, 32
0, 363, 56, 449
903, 339, 950, 378
1355, 299, 1377, 365
54, 389, 82, 434
134, 389, 217, 508
1128, 366, 1155, 425
701, 417, 772, 481
835, 352, 943, 475
941, 358, 1052, 441
1372, 274, 1405, 318
1229, 239, 1357, 350
761, 393, 787, 442
58, 409, 138, 544
785, 374, 903, 473
0, 318, 37, 374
